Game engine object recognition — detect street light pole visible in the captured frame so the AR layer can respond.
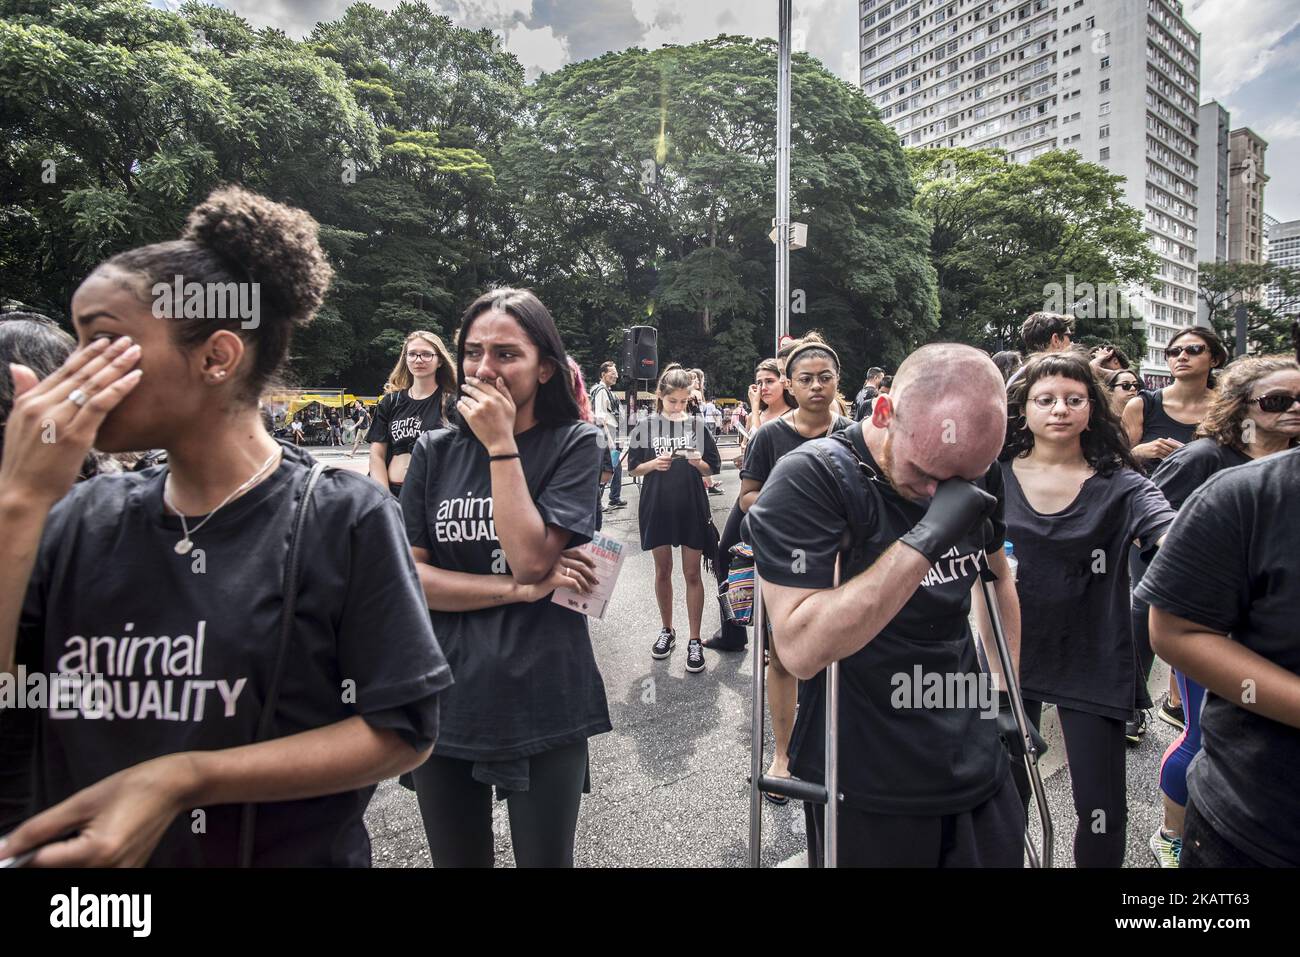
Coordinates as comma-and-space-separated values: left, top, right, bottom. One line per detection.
774, 0, 792, 355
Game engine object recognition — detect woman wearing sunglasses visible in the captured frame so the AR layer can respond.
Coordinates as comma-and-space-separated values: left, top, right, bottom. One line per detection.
1105, 368, 1141, 418
1121, 328, 1227, 471
367, 331, 456, 497
1143, 354, 1300, 867
1123, 327, 1227, 742
1000, 351, 1174, 867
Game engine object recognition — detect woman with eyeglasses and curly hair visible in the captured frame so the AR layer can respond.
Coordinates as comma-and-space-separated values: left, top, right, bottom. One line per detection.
998, 351, 1175, 868
366, 331, 457, 497
1142, 354, 1300, 867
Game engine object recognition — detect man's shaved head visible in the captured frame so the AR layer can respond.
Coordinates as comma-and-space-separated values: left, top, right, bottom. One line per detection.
867, 344, 1007, 501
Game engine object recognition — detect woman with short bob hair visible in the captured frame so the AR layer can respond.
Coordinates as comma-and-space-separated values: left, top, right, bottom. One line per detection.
1000, 351, 1174, 867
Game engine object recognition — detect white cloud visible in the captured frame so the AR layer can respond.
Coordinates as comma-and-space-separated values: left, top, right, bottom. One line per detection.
1257, 116, 1300, 141
504, 23, 570, 79
1185, 0, 1300, 99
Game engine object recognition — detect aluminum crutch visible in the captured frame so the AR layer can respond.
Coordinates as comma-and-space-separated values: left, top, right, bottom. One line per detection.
748, 557, 842, 868
976, 561, 1054, 869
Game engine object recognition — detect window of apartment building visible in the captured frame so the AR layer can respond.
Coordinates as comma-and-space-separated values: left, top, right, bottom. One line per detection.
1100, 147, 1110, 161
1099, 79, 1110, 92
1099, 124, 1109, 138
1085, 16, 1094, 29
1099, 101, 1110, 115
1100, 56, 1110, 69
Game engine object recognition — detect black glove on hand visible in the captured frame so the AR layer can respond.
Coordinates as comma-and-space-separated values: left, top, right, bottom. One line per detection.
899, 478, 997, 564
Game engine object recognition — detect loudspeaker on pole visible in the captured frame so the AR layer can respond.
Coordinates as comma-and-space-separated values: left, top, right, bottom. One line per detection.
621, 326, 658, 381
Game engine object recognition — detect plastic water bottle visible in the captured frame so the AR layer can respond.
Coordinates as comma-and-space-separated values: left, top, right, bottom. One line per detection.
1003, 541, 1018, 582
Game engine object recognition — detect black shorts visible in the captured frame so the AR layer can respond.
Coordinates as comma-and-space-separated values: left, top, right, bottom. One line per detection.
804, 766, 1024, 868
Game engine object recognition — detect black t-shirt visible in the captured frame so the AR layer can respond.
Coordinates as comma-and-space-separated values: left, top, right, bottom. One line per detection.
740, 414, 852, 485
1137, 389, 1200, 471
1001, 462, 1174, 719
853, 387, 877, 420
1150, 437, 1251, 510
743, 429, 1008, 815
365, 389, 445, 461
1135, 448, 1300, 866
625, 414, 721, 552
401, 423, 612, 761
17, 443, 451, 867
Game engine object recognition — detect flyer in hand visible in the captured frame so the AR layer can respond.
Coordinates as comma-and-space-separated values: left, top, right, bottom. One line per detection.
551, 531, 626, 620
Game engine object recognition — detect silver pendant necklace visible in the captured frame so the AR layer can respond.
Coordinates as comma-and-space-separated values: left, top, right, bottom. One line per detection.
163, 449, 282, 555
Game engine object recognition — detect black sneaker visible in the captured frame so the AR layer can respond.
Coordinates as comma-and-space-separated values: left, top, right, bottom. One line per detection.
707, 485, 725, 495
607, 500, 628, 509
651, 628, 676, 659
1156, 693, 1185, 732
1125, 709, 1148, 746
686, 638, 705, 673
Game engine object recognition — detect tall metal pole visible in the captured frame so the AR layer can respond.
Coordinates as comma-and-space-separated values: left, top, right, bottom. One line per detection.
774, 0, 792, 355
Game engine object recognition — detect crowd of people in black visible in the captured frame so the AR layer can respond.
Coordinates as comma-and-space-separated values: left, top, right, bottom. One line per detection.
0, 187, 1296, 870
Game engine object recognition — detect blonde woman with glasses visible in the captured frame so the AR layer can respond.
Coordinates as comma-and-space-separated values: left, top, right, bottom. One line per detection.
367, 331, 456, 497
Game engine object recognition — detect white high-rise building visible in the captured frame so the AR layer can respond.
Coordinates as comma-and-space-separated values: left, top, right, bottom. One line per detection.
1266, 218, 1300, 320
860, 0, 1202, 380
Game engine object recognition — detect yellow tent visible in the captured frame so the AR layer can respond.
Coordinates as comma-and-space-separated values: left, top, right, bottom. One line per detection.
263, 392, 380, 421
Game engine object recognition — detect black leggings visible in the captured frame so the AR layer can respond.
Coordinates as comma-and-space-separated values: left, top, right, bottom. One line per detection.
1011, 700, 1127, 868
713, 502, 748, 644
412, 740, 589, 868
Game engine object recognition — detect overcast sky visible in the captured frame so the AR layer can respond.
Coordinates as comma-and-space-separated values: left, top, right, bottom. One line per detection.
162, 0, 1299, 221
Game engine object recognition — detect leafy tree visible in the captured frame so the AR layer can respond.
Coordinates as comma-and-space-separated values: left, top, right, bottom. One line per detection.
0, 0, 377, 333
306, 1, 523, 387
910, 147, 1156, 359
1197, 260, 1300, 356
498, 37, 938, 395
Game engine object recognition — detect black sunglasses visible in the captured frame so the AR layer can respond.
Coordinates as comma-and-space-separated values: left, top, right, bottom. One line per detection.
1252, 392, 1300, 414
1111, 380, 1139, 392
1165, 343, 1208, 359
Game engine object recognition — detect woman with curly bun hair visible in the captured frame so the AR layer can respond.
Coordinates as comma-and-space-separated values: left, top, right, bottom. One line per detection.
0, 187, 450, 867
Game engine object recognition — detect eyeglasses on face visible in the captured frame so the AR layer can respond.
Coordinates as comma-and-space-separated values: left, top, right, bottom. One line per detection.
1165, 343, 1207, 359
1030, 394, 1090, 411
406, 351, 437, 362
1252, 392, 1300, 414
1111, 380, 1139, 392
793, 372, 838, 388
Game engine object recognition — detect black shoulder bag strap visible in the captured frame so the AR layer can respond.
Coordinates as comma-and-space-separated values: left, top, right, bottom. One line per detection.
813, 421, 876, 560
237, 461, 328, 868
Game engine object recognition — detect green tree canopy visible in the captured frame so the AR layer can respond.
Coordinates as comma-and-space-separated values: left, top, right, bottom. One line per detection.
0, 0, 377, 325
1197, 260, 1300, 356
499, 36, 938, 395
910, 147, 1156, 360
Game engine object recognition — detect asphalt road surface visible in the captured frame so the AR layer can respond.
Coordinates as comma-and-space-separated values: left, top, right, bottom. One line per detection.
313, 442, 1182, 868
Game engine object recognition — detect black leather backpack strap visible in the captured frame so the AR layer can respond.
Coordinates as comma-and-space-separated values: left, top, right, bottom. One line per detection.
237, 461, 328, 868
